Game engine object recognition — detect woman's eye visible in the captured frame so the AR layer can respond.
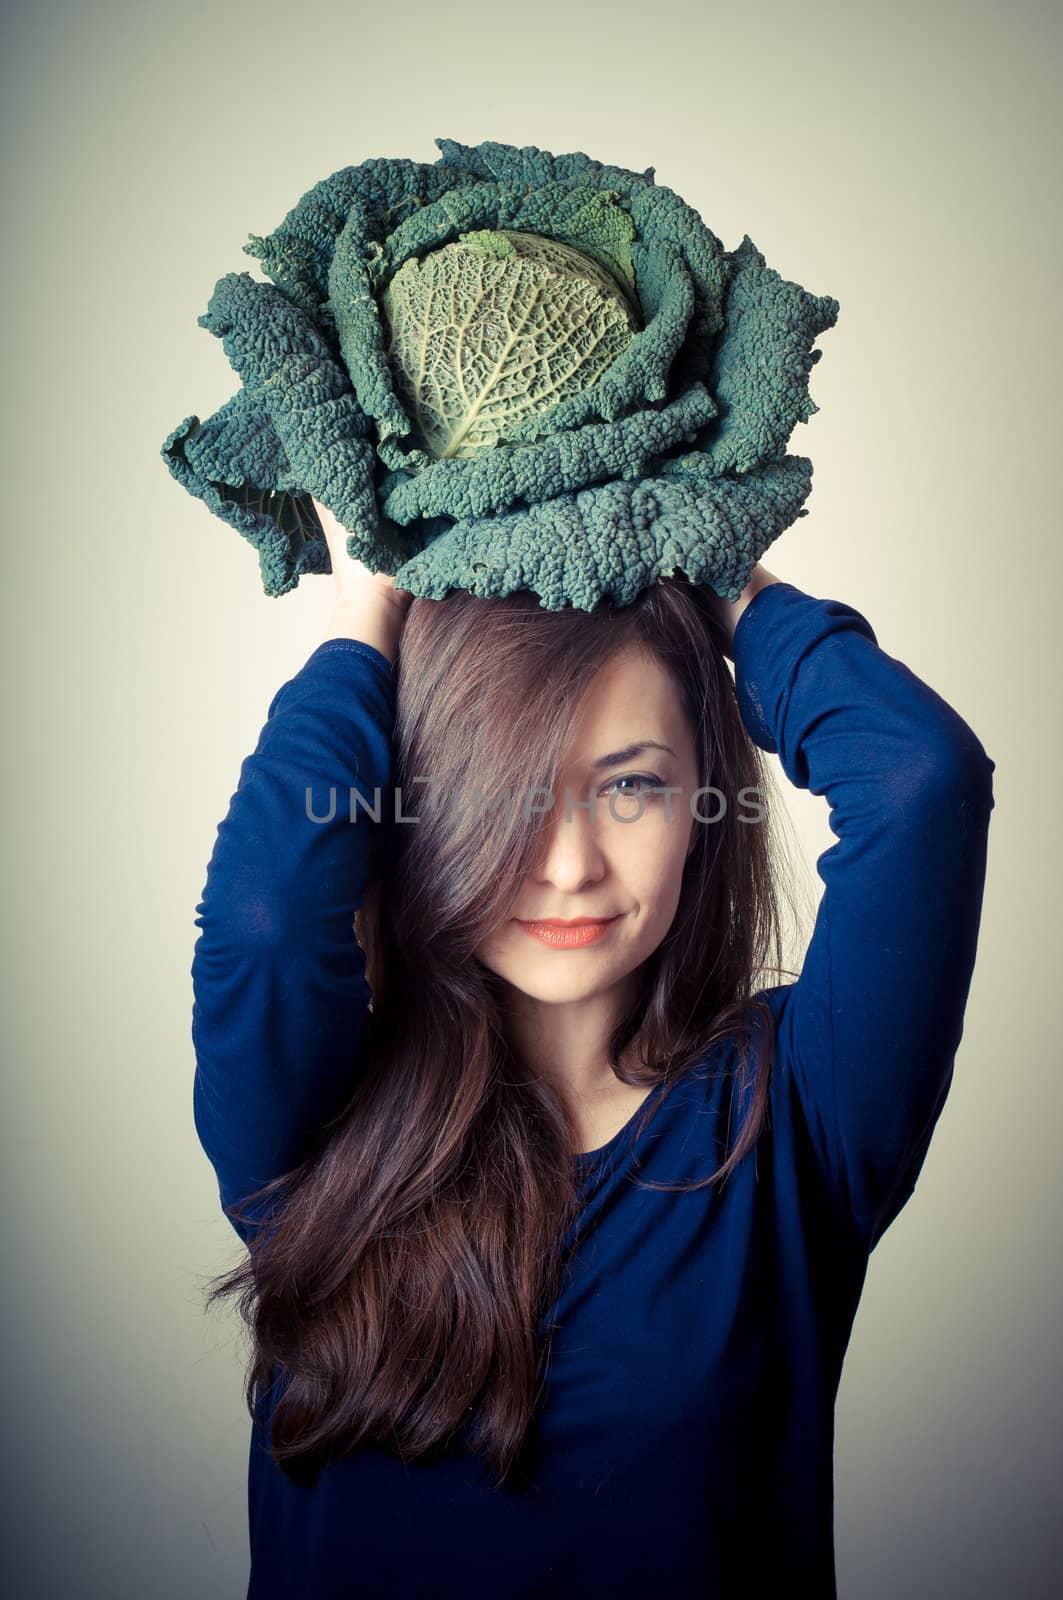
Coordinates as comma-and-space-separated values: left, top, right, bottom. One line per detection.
601, 773, 664, 799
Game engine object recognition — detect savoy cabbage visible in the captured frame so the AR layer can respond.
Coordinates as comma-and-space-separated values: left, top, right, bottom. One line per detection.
162, 137, 839, 611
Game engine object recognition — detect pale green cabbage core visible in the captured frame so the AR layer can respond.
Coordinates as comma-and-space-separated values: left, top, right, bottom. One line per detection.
380, 229, 639, 462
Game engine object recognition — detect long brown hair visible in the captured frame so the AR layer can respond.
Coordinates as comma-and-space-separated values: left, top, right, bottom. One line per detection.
202, 576, 804, 1490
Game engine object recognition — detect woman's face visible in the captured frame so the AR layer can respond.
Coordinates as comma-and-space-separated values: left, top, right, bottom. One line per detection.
474, 645, 702, 1006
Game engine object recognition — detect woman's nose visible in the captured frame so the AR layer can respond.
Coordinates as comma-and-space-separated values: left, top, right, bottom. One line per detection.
531, 800, 606, 890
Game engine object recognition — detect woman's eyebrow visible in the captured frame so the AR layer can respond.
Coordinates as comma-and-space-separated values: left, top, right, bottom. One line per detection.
591, 740, 677, 770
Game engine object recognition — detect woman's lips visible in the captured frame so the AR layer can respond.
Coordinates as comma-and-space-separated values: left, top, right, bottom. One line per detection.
516, 917, 619, 949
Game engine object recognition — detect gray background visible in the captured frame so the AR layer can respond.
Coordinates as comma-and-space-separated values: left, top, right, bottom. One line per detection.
2, 0, 1058, 1593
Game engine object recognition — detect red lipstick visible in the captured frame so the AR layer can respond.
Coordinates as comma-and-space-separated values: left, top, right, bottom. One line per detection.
516, 917, 619, 949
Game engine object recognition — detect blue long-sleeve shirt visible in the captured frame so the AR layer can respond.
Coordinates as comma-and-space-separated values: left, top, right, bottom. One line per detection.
191, 581, 995, 1598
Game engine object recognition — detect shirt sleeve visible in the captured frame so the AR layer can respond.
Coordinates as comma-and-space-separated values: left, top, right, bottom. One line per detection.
732, 582, 996, 1255
190, 637, 396, 1243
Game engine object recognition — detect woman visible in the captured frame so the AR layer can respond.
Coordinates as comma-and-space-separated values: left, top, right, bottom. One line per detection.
192, 496, 995, 1597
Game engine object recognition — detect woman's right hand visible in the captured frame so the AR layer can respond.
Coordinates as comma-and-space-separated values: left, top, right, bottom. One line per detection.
312, 497, 411, 607
312, 496, 413, 660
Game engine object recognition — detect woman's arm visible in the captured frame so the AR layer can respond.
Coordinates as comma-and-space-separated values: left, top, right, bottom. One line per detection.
191, 499, 410, 1242
732, 582, 996, 1255
191, 638, 397, 1242
323, 594, 410, 661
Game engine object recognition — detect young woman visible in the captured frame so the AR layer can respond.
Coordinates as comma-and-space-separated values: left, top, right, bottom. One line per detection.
192, 496, 995, 1597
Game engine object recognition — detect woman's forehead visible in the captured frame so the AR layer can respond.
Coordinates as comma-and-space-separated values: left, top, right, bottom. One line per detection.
562, 649, 692, 762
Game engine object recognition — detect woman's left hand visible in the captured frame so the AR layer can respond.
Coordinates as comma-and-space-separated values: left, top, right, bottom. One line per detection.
702, 566, 782, 660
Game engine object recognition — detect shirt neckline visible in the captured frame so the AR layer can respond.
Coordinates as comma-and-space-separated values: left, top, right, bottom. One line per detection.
572, 1078, 669, 1170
